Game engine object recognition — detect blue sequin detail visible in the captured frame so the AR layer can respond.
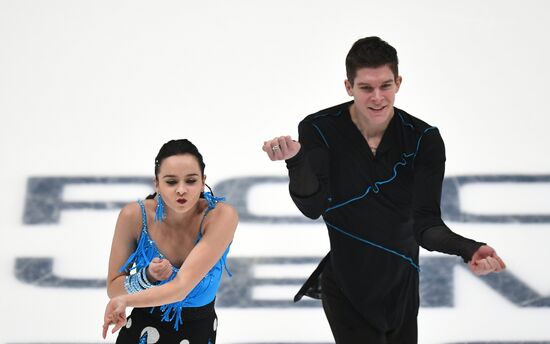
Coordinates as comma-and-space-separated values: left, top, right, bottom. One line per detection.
120, 194, 232, 331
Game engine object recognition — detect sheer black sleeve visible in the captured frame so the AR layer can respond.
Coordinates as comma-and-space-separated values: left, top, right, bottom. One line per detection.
285, 121, 331, 219
412, 129, 484, 262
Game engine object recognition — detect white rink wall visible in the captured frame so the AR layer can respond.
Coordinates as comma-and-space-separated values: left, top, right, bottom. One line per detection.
1, 1, 549, 343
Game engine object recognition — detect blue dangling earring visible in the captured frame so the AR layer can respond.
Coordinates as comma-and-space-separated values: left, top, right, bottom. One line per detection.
154, 193, 166, 223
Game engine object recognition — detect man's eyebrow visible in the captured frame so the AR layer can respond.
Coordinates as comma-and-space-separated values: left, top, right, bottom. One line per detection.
356, 79, 394, 86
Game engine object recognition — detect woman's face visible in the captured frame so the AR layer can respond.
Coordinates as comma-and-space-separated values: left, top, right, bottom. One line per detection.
155, 154, 205, 214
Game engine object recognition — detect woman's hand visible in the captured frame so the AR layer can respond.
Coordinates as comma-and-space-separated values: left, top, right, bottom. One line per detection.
147, 257, 173, 282
102, 296, 128, 339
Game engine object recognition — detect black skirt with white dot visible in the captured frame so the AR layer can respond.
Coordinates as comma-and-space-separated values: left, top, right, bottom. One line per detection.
116, 301, 217, 344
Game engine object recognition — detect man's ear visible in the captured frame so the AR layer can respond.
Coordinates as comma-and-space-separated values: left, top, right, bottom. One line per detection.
344, 79, 354, 96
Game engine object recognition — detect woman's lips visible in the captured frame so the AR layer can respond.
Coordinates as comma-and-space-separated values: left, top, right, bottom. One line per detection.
177, 198, 187, 204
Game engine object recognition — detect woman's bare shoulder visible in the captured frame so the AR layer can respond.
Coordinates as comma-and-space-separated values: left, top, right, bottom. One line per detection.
211, 202, 238, 219
116, 201, 148, 234
204, 202, 238, 231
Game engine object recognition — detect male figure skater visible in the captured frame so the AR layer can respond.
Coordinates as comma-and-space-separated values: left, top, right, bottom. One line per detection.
262, 36, 505, 343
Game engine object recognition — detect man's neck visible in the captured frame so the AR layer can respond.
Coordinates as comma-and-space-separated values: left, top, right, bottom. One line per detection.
349, 104, 394, 139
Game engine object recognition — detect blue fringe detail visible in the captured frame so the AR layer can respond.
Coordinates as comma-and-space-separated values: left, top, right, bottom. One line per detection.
150, 249, 232, 331
154, 194, 166, 223
203, 191, 225, 209
118, 229, 160, 274
159, 300, 185, 331
120, 198, 231, 332
119, 202, 162, 274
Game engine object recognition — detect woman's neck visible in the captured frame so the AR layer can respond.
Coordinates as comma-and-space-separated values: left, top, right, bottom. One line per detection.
162, 200, 202, 228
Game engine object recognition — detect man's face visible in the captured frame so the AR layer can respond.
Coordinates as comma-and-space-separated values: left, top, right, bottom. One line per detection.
345, 65, 402, 126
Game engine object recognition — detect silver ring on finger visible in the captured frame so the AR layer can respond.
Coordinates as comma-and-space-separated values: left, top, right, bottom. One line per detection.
271, 145, 280, 152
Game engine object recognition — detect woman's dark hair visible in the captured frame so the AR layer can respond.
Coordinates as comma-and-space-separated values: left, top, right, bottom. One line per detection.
154, 139, 205, 179
146, 139, 213, 199
345, 36, 399, 85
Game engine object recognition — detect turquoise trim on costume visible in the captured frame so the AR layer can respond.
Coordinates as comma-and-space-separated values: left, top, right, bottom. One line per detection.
325, 152, 412, 212
397, 110, 415, 130
325, 220, 420, 271
312, 109, 343, 120
315, 109, 438, 271
325, 122, 437, 212
310, 109, 343, 148
312, 123, 330, 149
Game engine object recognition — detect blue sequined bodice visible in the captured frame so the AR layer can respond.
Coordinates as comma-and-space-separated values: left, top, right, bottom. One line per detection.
119, 192, 231, 330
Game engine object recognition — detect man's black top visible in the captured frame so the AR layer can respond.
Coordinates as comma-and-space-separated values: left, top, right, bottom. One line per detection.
286, 101, 483, 331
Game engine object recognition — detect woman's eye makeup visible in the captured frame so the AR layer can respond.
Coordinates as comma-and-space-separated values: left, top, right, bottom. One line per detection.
164, 179, 197, 185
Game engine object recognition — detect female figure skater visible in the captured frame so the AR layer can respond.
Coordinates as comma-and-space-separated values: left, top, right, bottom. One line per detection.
102, 139, 238, 344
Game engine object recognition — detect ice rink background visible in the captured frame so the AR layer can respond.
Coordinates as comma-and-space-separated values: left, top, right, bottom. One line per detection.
1, 0, 550, 343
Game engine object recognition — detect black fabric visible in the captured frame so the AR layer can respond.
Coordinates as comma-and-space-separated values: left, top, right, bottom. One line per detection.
287, 102, 484, 333
294, 252, 330, 302
419, 225, 483, 263
321, 260, 418, 344
116, 300, 217, 343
